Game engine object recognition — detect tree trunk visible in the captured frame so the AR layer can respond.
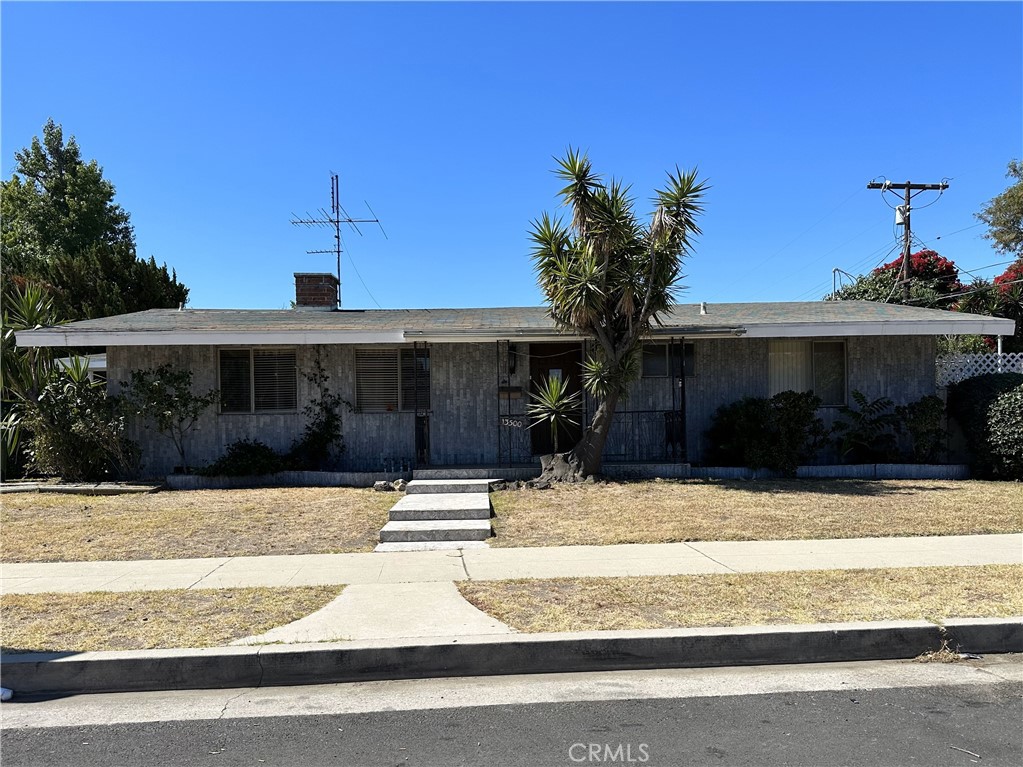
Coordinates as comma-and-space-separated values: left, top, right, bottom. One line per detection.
530, 392, 620, 487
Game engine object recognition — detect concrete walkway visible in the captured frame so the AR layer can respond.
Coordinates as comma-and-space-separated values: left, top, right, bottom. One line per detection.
3, 533, 1020, 595
232, 582, 513, 644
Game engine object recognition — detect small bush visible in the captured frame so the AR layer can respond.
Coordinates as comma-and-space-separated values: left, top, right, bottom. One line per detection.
199, 439, 283, 477
705, 391, 827, 476
947, 373, 1023, 479
987, 385, 1023, 480
834, 391, 901, 464
896, 395, 946, 463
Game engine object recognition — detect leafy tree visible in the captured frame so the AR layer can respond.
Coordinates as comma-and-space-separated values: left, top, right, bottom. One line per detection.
826, 249, 963, 306
529, 149, 707, 481
1, 119, 188, 320
121, 365, 218, 472
977, 160, 1023, 256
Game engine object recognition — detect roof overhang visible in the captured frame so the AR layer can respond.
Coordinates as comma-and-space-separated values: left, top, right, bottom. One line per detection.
15, 329, 408, 347
14, 315, 1016, 347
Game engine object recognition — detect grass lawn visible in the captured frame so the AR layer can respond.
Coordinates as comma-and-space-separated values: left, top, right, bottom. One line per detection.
0, 487, 394, 562
458, 564, 1023, 633
491, 479, 1023, 548
0, 586, 340, 653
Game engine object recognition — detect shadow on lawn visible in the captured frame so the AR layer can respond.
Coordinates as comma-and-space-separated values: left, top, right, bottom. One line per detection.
693, 479, 959, 497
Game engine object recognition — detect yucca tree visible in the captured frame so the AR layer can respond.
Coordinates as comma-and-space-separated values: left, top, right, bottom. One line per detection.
526, 374, 583, 454
529, 149, 708, 481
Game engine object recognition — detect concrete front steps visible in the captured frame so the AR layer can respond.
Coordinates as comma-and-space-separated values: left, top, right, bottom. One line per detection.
375, 479, 497, 552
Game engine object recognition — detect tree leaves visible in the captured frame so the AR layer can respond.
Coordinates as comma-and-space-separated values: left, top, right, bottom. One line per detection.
1, 119, 189, 320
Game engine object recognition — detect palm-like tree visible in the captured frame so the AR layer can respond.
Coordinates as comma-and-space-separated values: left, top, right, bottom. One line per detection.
529, 149, 707, 480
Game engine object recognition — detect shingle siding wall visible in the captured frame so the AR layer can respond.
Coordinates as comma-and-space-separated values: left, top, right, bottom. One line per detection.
106, 335, 936, 477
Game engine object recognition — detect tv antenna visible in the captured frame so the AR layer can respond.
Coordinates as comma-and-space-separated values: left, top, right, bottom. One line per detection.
291, 173, 387, 308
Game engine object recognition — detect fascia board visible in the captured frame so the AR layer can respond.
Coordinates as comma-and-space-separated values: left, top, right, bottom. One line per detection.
741, 319, 1017, 338
14, 330, 408, 347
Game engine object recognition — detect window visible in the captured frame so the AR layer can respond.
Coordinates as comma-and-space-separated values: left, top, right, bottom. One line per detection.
218, 349, 297, 413
641, 343, 695, 378
356, 348, 430, 412
768, 340, 846, 406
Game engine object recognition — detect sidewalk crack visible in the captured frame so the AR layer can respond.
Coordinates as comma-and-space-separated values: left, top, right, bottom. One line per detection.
186, 557, 234, 591
458, 549, 471, 581
683, 542, 737, 573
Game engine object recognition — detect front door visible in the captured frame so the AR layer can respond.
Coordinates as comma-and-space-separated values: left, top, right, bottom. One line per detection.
528, 342, 584, 455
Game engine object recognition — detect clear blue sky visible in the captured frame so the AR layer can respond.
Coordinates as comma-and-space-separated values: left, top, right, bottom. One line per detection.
3, 1, 1020, 311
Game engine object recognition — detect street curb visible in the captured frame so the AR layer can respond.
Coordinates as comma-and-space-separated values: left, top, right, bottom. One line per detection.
1, 617, 1019, 695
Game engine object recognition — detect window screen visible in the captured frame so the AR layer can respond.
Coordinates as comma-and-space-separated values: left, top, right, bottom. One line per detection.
768, 340, 846, 405
219, 350, 252, 413
400, 348, 431, 412
642, 343, 695, 378
813, 342, 846, 406
254, 350, 297, 411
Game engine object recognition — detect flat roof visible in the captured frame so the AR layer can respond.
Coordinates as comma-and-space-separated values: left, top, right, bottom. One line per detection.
15, 301, 1016, 347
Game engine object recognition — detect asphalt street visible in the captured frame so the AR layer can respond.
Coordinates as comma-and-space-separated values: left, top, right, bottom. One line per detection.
3, 661, 1020, 767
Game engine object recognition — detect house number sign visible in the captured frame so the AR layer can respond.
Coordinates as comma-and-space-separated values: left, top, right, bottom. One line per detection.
500, 417, 525, 429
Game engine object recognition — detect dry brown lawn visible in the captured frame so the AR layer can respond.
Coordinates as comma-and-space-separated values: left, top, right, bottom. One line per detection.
1, 586, 340, 653
458, 564, 1023, 633
491, 479, 1023, 547
1, 487, 394, 562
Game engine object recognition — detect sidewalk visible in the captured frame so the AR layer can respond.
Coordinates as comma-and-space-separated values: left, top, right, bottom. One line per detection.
2, 534, 1020, 695
3, 533, 1020, 595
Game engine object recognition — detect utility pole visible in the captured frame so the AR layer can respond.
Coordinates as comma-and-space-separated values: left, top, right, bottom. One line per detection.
291, 174, 385, 309
866, 179, 949, 302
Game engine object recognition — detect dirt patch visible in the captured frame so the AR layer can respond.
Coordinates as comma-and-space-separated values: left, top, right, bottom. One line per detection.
491, 479, 1023, 547
1, 586, 340, 653
458, 564, 1023, 633
1, 487, 394, 562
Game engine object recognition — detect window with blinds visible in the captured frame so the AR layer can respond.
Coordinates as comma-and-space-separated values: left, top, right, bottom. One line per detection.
768, 340, 846, 406
356, 348, 431, 412
218, 349, 297, 413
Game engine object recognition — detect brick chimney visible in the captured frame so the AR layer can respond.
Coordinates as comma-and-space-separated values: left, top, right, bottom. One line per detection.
294, 272, 339, 310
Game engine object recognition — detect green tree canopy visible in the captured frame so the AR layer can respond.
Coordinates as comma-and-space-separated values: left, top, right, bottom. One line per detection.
1, 119, 188, 320
826, 249, 963, 307
977, 160, 1023, 256
529, 149, 707, 481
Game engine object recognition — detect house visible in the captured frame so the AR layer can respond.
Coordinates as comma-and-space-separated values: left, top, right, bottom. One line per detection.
16, 273, 1017, 477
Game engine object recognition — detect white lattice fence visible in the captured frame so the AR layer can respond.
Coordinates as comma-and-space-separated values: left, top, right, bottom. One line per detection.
936, 352, 1023, 387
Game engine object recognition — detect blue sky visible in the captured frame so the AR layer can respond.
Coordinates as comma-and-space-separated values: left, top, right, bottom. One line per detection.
2, 1, 1020, 310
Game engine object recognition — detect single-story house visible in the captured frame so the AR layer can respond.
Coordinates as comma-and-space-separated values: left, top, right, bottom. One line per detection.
16, 273, 1017, 476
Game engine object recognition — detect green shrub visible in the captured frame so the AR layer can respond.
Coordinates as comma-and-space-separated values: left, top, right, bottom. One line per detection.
283, 350, 350, 471
833, 391, 901, 463
705, 390, 827, 476
987, 385, 1023, 480
947, 373, 1023, 479
19, 361, 139, 481
895, 395, 946, 463
199, 439, 283, 477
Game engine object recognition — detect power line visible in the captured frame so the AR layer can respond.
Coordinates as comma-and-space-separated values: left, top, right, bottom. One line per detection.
866, 178, 950, 302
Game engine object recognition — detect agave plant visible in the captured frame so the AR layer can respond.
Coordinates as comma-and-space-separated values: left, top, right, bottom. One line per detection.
526, 374, 582, 454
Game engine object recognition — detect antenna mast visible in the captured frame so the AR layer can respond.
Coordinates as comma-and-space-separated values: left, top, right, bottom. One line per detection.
291, 173, 386, 308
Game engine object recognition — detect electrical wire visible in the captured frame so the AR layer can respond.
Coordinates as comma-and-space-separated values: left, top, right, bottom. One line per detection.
339, 232, 384, 309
